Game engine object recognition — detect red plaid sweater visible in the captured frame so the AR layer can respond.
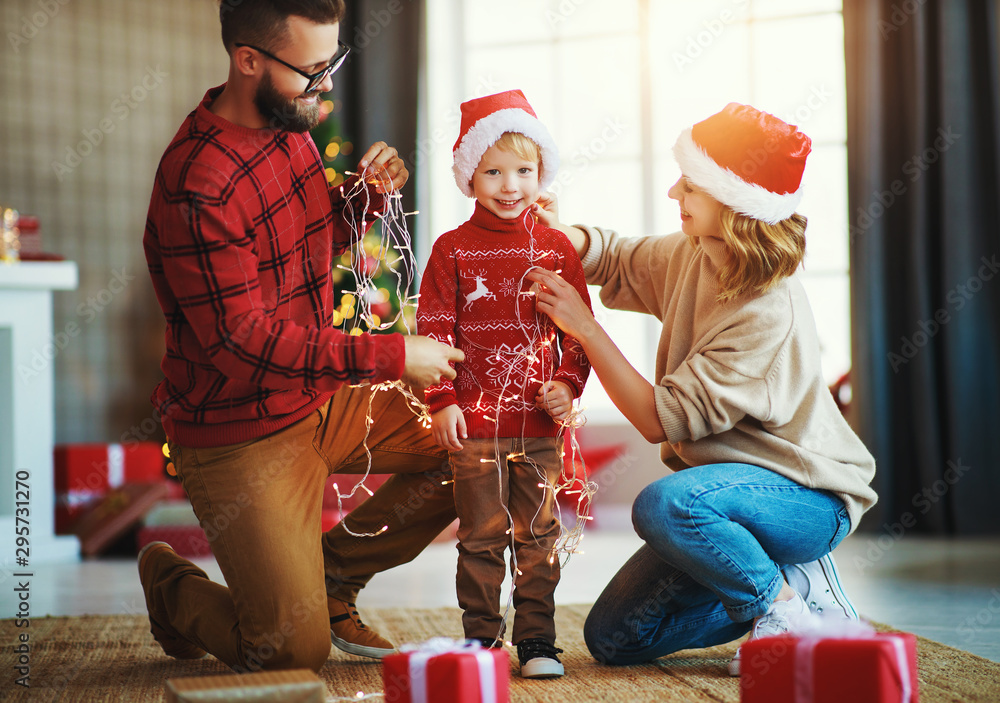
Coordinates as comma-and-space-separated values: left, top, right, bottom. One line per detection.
417, 203, 591, 437
143, 86, 402, 448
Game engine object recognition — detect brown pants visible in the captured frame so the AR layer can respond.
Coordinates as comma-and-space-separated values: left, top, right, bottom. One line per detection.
150, 385, 454, 672
452, 437, 562, 644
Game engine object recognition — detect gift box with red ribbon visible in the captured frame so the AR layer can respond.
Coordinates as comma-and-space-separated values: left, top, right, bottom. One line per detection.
383, 638, 509, 703
740, 620, 919, 703
137, 501, 212, 558
55, 442, 166, 532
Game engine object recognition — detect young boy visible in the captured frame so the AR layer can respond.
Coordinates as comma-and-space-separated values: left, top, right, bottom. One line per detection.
417, 90, 592, 679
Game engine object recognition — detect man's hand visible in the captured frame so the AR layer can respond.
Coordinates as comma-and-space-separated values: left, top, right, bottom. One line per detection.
358, 141, 408, 193
431, 404, 467, 451
535, 380, 574, 422
402, 335, 464, 391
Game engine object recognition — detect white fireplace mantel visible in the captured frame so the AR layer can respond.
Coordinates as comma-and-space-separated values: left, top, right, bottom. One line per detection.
1, 261, 81, 565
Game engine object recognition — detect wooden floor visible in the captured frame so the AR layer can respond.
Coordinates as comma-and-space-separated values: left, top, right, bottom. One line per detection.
5, 505, 999, 663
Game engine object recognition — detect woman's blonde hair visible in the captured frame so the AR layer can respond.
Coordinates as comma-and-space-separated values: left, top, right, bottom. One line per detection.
710, 208, 807, 302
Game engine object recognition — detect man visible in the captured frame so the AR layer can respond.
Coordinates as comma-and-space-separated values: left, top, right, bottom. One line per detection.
139, 0, 463, 673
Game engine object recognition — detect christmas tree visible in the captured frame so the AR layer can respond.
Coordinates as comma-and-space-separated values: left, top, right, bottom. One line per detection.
311, 99, 415, 336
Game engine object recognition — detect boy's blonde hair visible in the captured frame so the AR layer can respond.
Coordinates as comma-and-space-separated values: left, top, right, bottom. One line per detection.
494, 132, 542, 178
709, 208, 807, 302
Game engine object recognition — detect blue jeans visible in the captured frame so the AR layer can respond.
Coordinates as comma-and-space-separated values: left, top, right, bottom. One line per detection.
583, 463, 851, 665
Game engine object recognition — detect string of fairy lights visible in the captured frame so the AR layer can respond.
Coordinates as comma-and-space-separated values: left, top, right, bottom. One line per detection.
161, 100, 600, 684
329, 174, 599, 621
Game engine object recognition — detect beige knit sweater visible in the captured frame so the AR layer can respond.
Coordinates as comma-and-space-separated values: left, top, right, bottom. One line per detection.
580, 226, 877, 532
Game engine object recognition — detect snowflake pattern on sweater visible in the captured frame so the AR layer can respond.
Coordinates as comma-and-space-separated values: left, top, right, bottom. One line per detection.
418, 203, 592, 438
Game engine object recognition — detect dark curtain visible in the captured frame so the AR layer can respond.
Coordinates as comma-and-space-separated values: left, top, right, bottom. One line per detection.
329, 0, 422, 218
844, 1, 1000, 534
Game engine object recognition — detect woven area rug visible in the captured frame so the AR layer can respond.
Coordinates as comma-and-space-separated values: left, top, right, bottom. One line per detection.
2, 606, 998, 702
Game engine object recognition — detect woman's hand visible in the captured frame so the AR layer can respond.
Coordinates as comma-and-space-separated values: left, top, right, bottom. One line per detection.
531, 193, 588, 256
531, 192, 562, 229
431, 404, 467, 451
527, 268, 599, 340
535, 380, 574, 422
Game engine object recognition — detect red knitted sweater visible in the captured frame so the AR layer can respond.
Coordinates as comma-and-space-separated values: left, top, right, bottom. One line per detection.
143, 86, 402, 448
417, 203, 591, 438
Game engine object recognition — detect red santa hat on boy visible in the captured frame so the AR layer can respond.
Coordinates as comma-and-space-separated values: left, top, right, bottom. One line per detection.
673, 103, 812, 224
452, 89, 559, 197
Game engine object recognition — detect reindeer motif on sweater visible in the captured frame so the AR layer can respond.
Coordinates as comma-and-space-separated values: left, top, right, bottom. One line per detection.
417, 202, 592, 438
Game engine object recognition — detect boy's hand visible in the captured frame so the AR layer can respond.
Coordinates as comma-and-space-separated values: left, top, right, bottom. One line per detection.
358, 141, 408, 193
535, 380, 574, 422
431, 404, 467, 451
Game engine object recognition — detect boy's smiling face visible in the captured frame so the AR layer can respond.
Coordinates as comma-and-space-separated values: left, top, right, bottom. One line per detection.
471, 143, 541, 220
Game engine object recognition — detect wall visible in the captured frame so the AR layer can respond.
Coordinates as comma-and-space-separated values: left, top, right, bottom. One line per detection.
0, 0, 226, 444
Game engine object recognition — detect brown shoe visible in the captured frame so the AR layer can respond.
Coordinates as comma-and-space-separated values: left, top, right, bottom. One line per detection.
137, 541, 208, 660
328, 596, 395, 659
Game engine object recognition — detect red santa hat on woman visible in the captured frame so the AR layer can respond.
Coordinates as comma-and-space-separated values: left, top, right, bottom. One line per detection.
673, 103, 812, 224
452, 89, 559, 197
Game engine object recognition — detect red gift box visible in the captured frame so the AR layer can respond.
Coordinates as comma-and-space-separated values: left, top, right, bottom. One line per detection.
740, 631, 919, 703
138, 525, 213, 557
556, 443, 626, 528
383, 640, 509, 703
55, 443, 166, 532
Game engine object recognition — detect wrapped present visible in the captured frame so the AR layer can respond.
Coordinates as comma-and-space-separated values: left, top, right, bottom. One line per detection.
73, 482, 168, 556
137, 500, 210, 557
383, 637, 509, 703
138, 525, 212, 557
55, 442, 166, 532
557, 442, 625, 528
740, 617, 919, 703
165, 669, 324, 702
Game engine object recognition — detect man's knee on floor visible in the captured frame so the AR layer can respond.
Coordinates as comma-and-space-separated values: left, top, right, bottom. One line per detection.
241, 623, 331, 673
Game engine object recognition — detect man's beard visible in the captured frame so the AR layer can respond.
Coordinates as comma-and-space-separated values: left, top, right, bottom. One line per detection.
253, 69, 323, 134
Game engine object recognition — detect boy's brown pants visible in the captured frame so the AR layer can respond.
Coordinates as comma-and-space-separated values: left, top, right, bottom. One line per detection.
452, 436, 562, 645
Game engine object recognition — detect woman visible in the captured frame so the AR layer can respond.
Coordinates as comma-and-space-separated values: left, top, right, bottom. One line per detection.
526, 103, 876, 675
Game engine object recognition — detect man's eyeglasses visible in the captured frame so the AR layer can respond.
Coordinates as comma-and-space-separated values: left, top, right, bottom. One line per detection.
235, 41, 351, 93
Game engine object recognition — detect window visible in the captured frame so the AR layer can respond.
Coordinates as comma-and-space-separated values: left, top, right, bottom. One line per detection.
420, 0, 849, 420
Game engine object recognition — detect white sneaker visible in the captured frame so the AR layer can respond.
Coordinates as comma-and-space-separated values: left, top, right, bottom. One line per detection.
728, 592, 808, 677
783, 553, 859, 620
517, 638, 564, 679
